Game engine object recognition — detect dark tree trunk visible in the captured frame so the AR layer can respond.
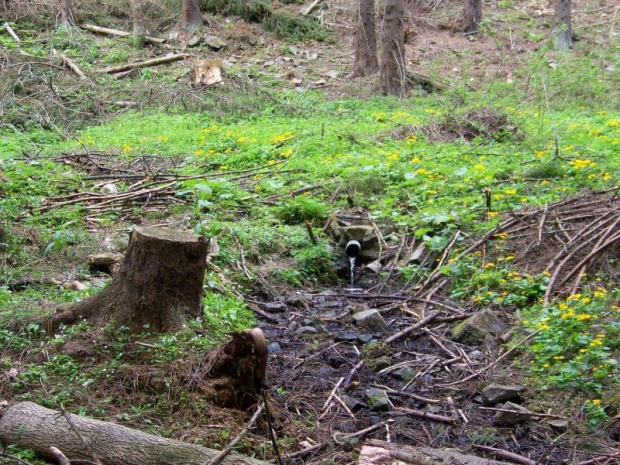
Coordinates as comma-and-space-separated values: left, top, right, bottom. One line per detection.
0, 402, 269, 465
462, 0, 482, 33
182, 0, 203, 31
553, 0, 572, 51
381, 0, 407, 96
132, 0, 146, 48
49, 227, 208, 333
352, 0, 378, 77
59, 0, 75, 27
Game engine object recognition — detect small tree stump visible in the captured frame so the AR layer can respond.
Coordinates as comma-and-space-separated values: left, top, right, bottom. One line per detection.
50, 227, 208, 333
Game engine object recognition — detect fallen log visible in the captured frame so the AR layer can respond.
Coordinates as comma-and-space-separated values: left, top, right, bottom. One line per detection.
100, 53, 186, 74
0, 402, 269, 465
52, 48, 87, 80
2, 21, 20, 42
82, 23, 165, 44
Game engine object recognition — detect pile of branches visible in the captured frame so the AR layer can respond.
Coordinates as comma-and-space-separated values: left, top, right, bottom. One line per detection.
417, 189, 620, 304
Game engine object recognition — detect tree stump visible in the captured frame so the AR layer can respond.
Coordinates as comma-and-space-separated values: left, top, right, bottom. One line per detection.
0, 402, 269, 465
50, 227, 208, 333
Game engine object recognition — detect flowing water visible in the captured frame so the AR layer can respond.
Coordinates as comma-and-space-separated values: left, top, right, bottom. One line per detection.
349, 256, 356, 285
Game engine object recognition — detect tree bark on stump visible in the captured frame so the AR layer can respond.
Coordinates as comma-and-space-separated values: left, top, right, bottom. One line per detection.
352, 0, 378, 77
60, 0, 76, 27
49, 227, 208, 333
181, 0, 203, 31
381, 0, 407, 96
462, 0, 482, 34
553, 0, 572, 51
131, 0, 146, 48
0, 402, 269, 465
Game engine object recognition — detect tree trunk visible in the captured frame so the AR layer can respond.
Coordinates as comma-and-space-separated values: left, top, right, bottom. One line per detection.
181, 0, 203, 31
352, 0, 378, 77
462, 0, 482, 34
59, 0, 76, 27
0, 402, 269, 465
381, 0, 407, 96
49, 227, 208, 333
553, 0, 572, 51
132, 0, 146, 48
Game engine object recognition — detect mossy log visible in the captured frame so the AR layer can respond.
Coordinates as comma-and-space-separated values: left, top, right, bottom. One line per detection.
49, 227, 208, 333
0, 402, 269, 465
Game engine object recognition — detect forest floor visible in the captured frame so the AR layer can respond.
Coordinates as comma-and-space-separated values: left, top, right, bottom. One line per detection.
1, 0, 620, 464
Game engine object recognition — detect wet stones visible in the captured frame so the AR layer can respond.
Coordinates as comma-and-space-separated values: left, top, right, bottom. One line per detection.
451, 310, 507, 344
365, 388, 391, 412
352, 309, 389, 333
493, 401, 532, 426
481, 383, 526, 406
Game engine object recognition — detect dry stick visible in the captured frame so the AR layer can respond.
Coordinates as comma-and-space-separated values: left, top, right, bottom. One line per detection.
405, 296, 464, 313
569, 215, 620, 293
49, 447, 71, 465
472, 445, 536, 465
577, 451, 620, 465
558, 231, 620, 291
537, 204, 549, 246
333, 394, 356, 418
334, 420, 394, 444
344, 360, 364, 389
478, 406, 567, 419
52, 49, 87, 80
322, 377, 344, 411
59, 406, 103, 465
101, 53, 186, 74
375, 384, 441, 404
0, 452, 32, 465
2, 22, 20, 42
393, 407, 455, 424
418, 230, 460, 294
264, 184, 323, 203
301, 0, 322, 15
278, 443, 325, 461
293, 342, 342, 369
206, 402, 265, 465
385, 310, 440, 344
439, 330, 541, 387
375, 234, 406, 299
81, 23, 165, 44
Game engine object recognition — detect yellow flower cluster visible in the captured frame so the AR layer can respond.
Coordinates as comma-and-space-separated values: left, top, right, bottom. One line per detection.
606, 119, 620, 127
589, 333, 605, 347
269, 132, 294, 144
569, 159, 596, 169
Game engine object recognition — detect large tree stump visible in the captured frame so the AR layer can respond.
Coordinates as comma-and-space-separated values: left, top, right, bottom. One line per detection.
50, 227, 208, 333
0, 402, 269, 465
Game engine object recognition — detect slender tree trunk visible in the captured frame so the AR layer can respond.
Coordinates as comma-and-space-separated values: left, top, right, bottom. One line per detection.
59, 0, 75, 27
352, 0, 378, 77
553, 0, 572, 51
462, 0, 482, 33
132, 0, 146, 48
182, 0, 203, 31
381, 0, 407, 96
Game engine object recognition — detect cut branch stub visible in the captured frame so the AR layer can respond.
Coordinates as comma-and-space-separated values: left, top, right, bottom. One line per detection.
49, 227, 208, 333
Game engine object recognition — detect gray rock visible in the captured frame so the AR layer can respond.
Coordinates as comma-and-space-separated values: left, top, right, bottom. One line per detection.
296, 326, 318, 336
358, 334, 374, 344
205, 35, 226, 51
393, 366, 415, 380
342, 395, 366, 412
263, 302, 286, 313
451, 310, 507, 344
367, 356, 391, 372
468, 350, 485, 360
267, 342, 282, 354
187, 36, 202, 47
365, 388, 391, 412
342, 225, 381, 260
334, 331, 358, 342
352, 309, 389, 333
482, 383, 526, 406
494, 401, 531, 426
547, 419, 569, 432
285, 294, 308, 306
326, 355, 345, 368
88, 252, 123, 268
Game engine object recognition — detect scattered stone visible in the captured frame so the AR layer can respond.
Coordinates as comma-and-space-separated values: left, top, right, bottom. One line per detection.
494, 401, 531, 426
547, 419, 569, 433
451, 310, 507, 344
296, 326, 318, 336
267, 342, 282, 354
187, 36, 202, 47
358, 334, 374, 344
101, 183, 118, 195
90, 277, 108, 288
482, 384, 526, 406
334, 331, 358, 342
88, 252, 123, 275
60, 335, 96, 359
263, 302, 287, 313
409, 243, 427, 264
204, 35, 226, 50
468, 349, 485, 360
325, 70, 339, 79
342, 395, 366, 412
326, 355, 345, 368
365, 388, 391, 412
367, 356, 391, 372
284, 294, 308, 306
393, 366, 415, 380
352, 309, 389, 333
342, 225, 381, 260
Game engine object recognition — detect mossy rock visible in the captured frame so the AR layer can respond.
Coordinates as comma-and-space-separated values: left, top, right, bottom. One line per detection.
452, 310, 507, 344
